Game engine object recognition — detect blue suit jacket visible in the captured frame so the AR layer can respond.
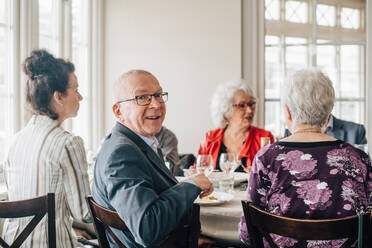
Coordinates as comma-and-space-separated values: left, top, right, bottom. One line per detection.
284, 116, 367, 145
92, 122, 201, 247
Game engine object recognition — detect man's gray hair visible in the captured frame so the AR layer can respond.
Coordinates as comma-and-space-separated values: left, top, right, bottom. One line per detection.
281, 69, 335, 127
211, 79, 255, 128
113, 69, 154, 103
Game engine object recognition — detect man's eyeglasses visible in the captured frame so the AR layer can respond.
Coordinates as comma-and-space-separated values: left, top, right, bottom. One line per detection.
117, 92, 168, 106
232, 101, 256, 110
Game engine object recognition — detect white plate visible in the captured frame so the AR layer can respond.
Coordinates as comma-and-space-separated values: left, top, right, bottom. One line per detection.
208, 172, 248, 186
194, 191, 234, 206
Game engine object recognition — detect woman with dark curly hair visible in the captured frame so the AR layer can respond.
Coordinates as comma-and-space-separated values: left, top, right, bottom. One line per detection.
3, 50, 91, 247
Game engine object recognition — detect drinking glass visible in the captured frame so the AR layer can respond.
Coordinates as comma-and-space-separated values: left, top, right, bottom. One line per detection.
219, 174, 234, 193
219, 153, 238, 175
86, 150, 96, 186
196, 154, 214, 176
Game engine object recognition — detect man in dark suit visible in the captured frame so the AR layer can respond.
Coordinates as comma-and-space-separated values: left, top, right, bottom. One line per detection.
92, 70, 213, 247
284, 114, 367, 144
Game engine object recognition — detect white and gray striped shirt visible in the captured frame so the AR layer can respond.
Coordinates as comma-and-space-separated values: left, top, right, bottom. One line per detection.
3, 115, 91, 248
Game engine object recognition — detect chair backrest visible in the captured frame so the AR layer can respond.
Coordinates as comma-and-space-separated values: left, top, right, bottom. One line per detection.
0, 193, 56, 248
86, 196, 200, 248
241, 201, 370, 248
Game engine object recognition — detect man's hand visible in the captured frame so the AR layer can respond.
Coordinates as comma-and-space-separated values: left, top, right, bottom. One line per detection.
73, 228, 93, 240
188, 173, 213, 198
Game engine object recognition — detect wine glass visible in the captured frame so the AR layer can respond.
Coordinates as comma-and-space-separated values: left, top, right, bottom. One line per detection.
86, 150, 96, 186
219, 153, 238, 175
196, 154, 214, 176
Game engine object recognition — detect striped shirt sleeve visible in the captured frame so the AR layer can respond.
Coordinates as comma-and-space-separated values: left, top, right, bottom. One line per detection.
61, 135, 91, 222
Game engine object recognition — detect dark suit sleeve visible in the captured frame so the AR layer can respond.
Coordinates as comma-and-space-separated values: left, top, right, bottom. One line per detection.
105, 145, 201, 247
284, 129, 291, 138
356, 124, 367, 144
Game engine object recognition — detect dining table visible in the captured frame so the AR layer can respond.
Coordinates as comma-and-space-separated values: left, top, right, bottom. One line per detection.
199, 190, 246, 242
177, 172, 249, 246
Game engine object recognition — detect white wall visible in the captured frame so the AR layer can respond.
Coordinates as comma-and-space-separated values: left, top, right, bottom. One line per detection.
104, 0, 242, 153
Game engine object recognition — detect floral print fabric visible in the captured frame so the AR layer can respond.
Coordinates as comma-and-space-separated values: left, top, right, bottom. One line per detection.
239, 140, 372, 248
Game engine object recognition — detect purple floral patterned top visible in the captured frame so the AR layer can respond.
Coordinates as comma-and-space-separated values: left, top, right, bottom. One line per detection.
239, 140, 372, 248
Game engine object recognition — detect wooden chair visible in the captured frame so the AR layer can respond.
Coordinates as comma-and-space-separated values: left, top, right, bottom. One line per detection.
0, 193, 56, 248
86, 196, 200, 248
241, 201, 371, 248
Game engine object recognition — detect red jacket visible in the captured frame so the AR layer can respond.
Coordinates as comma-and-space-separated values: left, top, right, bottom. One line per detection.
198, 126, 274, 169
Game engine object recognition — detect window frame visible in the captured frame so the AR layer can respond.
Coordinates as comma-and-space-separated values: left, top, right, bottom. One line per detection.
0, 0, 103, 163
263, 0, 366, 137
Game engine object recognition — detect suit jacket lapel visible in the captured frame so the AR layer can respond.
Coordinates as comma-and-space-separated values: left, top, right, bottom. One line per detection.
113, 123, 178, 184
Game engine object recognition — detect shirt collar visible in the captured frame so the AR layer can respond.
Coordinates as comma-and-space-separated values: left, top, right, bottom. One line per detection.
137, 133, 160, 154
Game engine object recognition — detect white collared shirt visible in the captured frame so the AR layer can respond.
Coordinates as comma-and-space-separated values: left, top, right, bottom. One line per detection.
137, 133, 161, 158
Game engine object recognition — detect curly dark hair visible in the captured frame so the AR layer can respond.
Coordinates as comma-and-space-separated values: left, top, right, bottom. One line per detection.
23, 49, 75, 120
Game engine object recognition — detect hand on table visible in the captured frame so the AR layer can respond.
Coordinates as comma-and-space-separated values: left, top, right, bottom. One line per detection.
73, 228, 93, 240
188, 173, 214, 198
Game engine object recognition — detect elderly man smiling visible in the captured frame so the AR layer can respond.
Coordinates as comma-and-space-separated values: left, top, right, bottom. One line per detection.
92, 70, 213, 248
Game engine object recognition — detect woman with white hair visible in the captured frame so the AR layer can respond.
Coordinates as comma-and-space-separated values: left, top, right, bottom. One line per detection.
239, 69, 372, 247
198, 80, 274, 172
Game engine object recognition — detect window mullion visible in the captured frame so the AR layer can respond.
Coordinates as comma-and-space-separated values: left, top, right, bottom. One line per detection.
62, 0, 71, 59
360, 45, 365, 123
281, 35, 286, 78
12, 0, 20, 132
335, 45, 341, 117
90, 0, 105, 152
88, 0, 93, 151
61, 0, 73, 132
311, 0, 317, 66
19, 0, 39, 128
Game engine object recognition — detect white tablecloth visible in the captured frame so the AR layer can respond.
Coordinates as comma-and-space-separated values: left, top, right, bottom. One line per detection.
200, 190, 246, 242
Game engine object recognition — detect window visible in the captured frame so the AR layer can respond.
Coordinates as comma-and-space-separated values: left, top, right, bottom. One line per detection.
0, 0, 102, 162
264, 0, 366, 137
285, 0, 308, 23
39, 0, 60, 56
36, 0, 98, 152
0, 0, 12, 161
71, 0, 91, 148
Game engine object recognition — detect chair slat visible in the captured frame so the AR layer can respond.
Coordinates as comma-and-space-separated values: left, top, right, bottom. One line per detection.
0, 193, 55, 248
86, 196, 200, 248
0, 196, 47, 218
241, 201, 370, 248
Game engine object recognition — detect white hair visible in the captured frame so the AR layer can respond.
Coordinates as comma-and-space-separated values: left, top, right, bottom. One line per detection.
281, 69, 335, 127
211, 79, 255, 128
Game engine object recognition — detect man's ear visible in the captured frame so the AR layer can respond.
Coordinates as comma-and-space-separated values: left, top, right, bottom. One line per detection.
112, 103, 124, 122
53, 91, 64, 106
